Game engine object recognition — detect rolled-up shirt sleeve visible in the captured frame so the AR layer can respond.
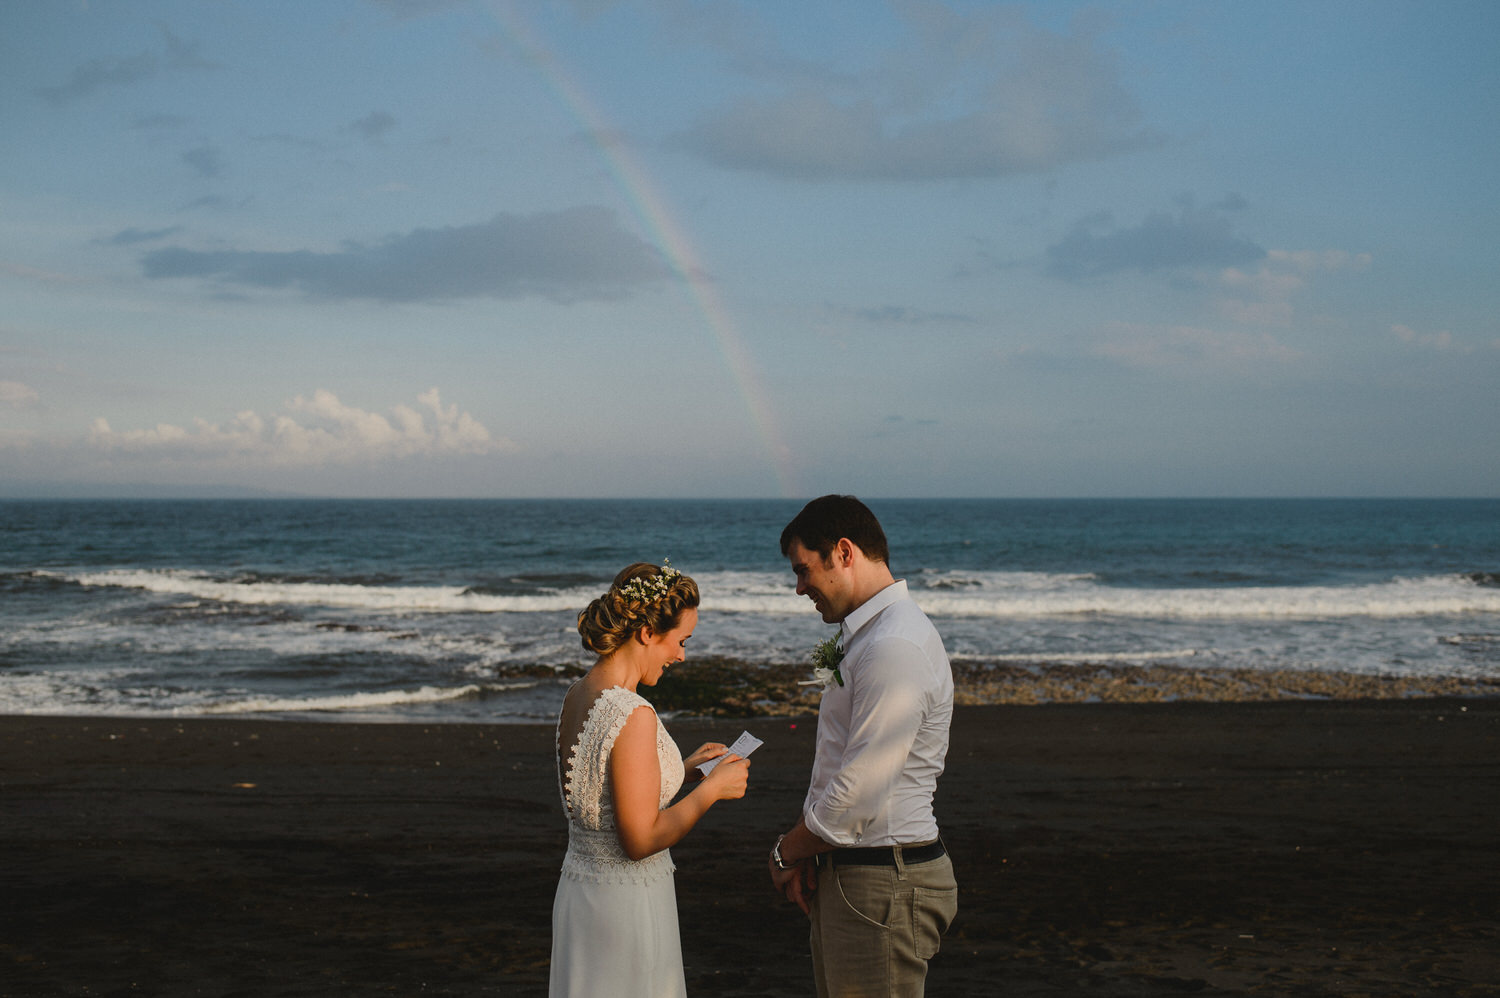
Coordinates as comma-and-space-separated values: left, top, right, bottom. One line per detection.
804, 635, 930, 845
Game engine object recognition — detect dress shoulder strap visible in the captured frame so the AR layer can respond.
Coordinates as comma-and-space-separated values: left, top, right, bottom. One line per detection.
564, 686, 655, 829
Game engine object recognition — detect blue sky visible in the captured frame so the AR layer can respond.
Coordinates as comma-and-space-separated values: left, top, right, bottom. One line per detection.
2, 0, 1497, 498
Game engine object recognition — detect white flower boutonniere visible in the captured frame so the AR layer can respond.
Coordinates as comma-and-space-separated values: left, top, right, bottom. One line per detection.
798, 634, 845, 691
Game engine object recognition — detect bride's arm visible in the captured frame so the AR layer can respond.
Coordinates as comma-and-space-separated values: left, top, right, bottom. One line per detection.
611, 705, 748, 861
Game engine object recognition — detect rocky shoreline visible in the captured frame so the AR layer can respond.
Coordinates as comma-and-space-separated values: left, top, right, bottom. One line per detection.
621, 658, 1500, 716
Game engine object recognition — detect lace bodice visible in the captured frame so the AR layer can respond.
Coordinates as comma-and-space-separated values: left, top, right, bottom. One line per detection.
556, 685, 684, 885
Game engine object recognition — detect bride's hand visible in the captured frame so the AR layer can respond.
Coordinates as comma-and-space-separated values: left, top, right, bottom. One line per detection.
683, 741, 728, 775
702, 754, 749, 800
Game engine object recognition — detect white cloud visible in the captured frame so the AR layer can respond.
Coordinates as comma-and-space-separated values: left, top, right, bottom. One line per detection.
0, 381, 40, 408
1093, 323, 1301, 371
1392, 324, 1457, 351
1215, 248, 1372, 326
88, 389, 510, 466
1, 261, 83, 286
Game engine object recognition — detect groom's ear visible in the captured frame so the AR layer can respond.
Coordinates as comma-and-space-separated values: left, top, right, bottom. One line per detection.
834, 537, 856, 568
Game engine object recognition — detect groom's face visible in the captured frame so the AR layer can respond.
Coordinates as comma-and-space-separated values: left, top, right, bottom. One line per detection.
787, 538, 852, 624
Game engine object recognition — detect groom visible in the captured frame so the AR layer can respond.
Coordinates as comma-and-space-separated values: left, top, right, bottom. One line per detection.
768, 495, 958, 997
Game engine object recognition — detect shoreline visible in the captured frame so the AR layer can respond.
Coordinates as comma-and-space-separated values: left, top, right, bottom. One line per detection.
4, 699, 1498, 996
16, 659, 1499, 728
638, 659, 1500, 717
5, 659, 1497, 728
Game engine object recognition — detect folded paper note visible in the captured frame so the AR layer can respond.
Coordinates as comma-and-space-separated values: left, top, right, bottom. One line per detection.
697, 730, 763, 775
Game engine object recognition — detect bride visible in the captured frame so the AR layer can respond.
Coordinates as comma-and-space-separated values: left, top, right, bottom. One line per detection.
550, 562, 751, 998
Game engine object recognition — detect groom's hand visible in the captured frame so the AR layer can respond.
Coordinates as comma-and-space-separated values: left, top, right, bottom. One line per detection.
768, 856, 796, 901
788, 859, 817, 915
769, 856, 817, 915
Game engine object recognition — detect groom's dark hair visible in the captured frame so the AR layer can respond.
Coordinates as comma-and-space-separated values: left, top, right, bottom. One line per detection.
780, 494, 890, 565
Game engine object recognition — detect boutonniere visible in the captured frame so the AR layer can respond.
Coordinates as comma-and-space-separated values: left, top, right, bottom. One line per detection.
799, 634, 845, 690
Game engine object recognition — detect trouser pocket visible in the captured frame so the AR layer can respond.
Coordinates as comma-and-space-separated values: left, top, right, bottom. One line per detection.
910, 883, 958, 960
834, 864, 895, 928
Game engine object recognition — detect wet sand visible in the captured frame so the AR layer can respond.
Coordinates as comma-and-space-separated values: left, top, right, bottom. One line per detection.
3, 698, 1498, 996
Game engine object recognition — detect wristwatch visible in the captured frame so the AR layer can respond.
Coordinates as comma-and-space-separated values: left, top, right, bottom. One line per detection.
771, 834, 794, 871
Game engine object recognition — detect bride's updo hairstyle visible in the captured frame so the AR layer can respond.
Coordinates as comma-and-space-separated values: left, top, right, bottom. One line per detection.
577, 562, 700, 655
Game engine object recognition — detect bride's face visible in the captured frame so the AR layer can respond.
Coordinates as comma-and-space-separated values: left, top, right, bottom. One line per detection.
640, 607, 698, 686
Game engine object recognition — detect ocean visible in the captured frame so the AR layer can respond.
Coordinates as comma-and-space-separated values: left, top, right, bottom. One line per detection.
3, 498, 1498, 722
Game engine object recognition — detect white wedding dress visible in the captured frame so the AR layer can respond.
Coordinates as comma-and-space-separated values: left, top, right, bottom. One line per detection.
550, 685, 687, 998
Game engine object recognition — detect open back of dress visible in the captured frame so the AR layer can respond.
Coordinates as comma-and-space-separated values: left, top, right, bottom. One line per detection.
550, 684, 687, 998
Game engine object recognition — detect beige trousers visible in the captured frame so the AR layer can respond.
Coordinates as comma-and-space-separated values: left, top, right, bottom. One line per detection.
809, 849, 958, 998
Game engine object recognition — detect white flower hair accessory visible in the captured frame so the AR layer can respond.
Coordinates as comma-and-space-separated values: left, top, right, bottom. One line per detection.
618, 559, 682, 604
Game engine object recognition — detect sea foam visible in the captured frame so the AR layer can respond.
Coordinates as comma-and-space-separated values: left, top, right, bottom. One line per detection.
53, 567, 1500, 620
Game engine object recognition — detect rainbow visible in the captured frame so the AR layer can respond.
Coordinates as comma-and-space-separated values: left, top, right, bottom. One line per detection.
485, 5, 799, 498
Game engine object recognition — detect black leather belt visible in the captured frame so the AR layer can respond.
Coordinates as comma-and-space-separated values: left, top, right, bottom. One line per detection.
830, 840, 946, 867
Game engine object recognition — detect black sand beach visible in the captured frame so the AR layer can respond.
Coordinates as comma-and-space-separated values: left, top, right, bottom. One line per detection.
3, 698, 1498, 996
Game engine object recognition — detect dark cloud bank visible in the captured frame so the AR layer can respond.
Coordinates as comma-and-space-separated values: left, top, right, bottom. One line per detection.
1046, 207, 1265, 280
142, 207, 671, 303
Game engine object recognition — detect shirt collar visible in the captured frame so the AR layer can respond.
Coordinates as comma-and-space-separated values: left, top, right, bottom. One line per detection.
841, 579, 908, 642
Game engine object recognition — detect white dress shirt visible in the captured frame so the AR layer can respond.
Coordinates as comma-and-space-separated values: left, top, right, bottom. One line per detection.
802, 580, 954, 847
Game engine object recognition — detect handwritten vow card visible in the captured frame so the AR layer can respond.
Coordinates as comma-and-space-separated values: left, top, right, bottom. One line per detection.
697, 730, 763, 775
